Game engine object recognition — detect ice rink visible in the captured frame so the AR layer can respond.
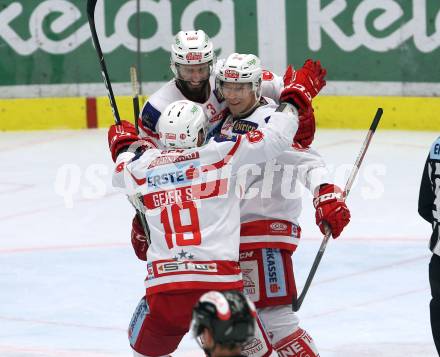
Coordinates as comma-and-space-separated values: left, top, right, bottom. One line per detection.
0, 127, 438, 356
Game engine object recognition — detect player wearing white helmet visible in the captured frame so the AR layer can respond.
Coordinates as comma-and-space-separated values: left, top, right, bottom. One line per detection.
111, 97, 300, 357
170, 30, 215, 101
214, 53, 351, 356
215, 53, 263, 118
106, 29, 324, 266
157, 100, 207, 149
106, 29, 331, 357
137, 29, 229, 140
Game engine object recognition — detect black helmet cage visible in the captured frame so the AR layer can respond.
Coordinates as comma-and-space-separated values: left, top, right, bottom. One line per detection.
192, 291, 256, 345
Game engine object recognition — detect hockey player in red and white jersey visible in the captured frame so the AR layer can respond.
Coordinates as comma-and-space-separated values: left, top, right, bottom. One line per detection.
213, 53, 351, 356
107, 29, 321, 262
111, 98, 300, 356
134, 29, 314, 145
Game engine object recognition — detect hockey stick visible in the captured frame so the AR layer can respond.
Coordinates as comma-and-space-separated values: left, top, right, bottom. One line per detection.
130, 66, 140, 134
87, 0, 121, 125
129, 66, 152, 245
87, 0, 150, 246
292, 108, 383, 312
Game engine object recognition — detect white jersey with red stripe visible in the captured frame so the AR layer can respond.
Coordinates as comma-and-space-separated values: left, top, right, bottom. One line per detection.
136, 67, 283, 145
218, 98, 329, 251
138, 76, 229, 140
113, 107, 298, 294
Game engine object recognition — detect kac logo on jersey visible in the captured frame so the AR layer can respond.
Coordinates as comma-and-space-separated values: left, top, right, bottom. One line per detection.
146, 161, 201, 188
262, 70, 274, 81
246, 130, 264, 143
262, 248, 286, 298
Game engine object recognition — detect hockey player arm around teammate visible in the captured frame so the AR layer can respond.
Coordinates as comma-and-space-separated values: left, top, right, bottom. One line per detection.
108, 121, 156, 261
282, 140, 350, 239
215, 104, 299, 173
279, 63, 350, 239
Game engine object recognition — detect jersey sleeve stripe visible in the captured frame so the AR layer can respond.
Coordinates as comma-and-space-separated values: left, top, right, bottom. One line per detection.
201, 135, 243, 171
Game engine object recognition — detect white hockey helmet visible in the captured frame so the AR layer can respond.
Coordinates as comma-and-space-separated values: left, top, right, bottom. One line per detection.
170, 30, 215, 77
216, 53, 262, 97
157, 100, 207, 149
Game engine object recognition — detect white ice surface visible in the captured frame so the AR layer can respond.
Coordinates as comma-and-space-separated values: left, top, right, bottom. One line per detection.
0, 128, 438, 357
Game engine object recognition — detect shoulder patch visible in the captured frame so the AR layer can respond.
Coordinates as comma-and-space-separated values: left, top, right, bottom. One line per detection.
430, 136, 440, 160
246, 130, 264, 143
262, 70, 274, 81
141, 102, 161, 131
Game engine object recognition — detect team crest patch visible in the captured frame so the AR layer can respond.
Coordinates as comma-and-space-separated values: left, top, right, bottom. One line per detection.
246, 130, 264, 143
262, 70, 274, 81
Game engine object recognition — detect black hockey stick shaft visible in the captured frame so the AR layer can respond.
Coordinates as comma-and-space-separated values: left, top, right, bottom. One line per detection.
292, 108, 383, 312
130, 66, 140, 134
87, 0, 121, 125
129, 67, 151, 244
87, 0, 150, 244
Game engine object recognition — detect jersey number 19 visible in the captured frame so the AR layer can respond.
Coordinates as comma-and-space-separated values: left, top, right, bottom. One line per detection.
160, 201, 202, 248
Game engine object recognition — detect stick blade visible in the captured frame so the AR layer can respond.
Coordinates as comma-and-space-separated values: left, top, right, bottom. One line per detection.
370, 108, 383, 131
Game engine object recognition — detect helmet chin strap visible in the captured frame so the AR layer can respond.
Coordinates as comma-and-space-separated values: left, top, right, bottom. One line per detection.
176, 78, 211, 103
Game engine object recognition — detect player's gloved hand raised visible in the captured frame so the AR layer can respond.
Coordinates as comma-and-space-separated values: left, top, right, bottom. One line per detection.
294, 107, 316, 148
108, 120, 139, 162
131, 214, 149, 261
280, 59, 327, 112
313, 184, 350, 238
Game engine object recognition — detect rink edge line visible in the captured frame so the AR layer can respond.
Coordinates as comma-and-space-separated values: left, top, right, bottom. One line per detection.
1, 95, 440, 131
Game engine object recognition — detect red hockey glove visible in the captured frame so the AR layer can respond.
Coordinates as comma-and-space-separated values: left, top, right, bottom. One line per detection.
313, 184, 350, 239
294, 107, 316, 148
280, 59, 327, 112
108, 120, 139, 162
131, 214, 149, 261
